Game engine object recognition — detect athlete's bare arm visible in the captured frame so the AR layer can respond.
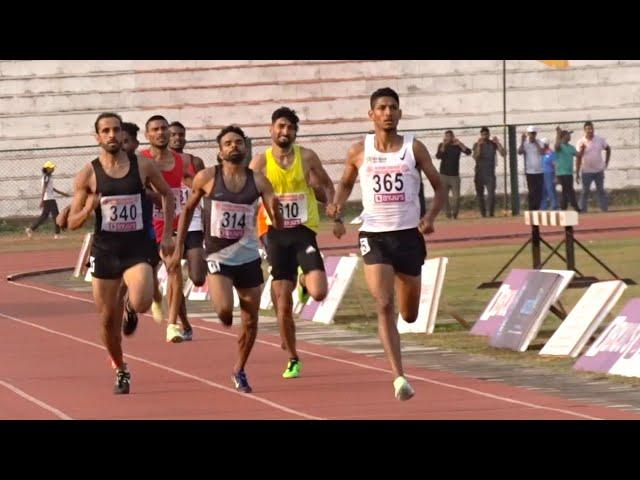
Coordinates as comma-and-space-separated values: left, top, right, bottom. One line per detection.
326, 141, 363, 219
248, 153, 266, 173
182, 154, 206, 188
168, 168, 214, 273
191, 155, 205, 172
413, 139, 445, 235
67, 164, 99, 230
254, 171, 283, 229
56, 205, 71, 230
308, 170, 328, 204
181, 153, 195, 184
302, 148, 335, 207
139, 155, 176, 257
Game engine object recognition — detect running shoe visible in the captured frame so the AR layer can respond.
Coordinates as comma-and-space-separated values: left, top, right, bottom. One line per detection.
232, 370, 252, 393
282, 358, 302, 379
393, 376, 415, 401
114, 368, 131, 395
182, 327, 193, 342
122, 296, 139, 336
166, 323, 183, 343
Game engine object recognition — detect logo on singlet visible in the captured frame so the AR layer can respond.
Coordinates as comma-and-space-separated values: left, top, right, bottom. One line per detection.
366, 156, 387, 164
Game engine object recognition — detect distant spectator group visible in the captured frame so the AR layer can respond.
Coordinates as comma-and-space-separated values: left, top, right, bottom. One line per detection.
434, 121, 612, 218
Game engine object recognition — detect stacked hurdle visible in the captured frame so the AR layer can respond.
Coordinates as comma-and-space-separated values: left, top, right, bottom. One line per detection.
480, 211, 635, 290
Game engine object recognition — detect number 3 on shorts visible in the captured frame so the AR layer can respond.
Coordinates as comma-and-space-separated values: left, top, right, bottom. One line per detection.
207, 260, 221, 274
359, 238, 371, 256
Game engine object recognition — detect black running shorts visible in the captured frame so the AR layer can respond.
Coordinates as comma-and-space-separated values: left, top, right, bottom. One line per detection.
184, 230, 204, 256
358, 228, 426, 277
265, 225, 325, 282
90, 240, 159, 280
206, 257, 264, 289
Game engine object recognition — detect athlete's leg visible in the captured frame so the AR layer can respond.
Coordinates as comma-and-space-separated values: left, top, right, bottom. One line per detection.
234, 286, 261, 374
122, 262, 154, 313
272, 279, 297, 359
207, 273, 235, 327
363, 263, 404, 378
299, 269, 327, 301
395, 272, 422, 324
295, 228, 327, 301
92, 277, 126, 369
186, 244, 207, 287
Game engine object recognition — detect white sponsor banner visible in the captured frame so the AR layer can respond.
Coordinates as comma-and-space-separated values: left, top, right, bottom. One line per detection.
574, 300, 640, 375
157, 263, 169, 296
397, 257, 448, 334
540, 281, 627, 357
188, 282, 210, 301
312, 256, 359, 325
74, 233, 93, 278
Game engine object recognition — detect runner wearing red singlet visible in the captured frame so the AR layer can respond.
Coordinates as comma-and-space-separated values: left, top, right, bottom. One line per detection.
142, 115, 193, 343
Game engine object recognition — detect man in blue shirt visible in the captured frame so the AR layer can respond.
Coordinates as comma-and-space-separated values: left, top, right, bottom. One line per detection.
540, 138, 558, 210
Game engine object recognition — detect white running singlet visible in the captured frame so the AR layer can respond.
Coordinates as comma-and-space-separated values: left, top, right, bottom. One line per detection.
359, 134, 422, 232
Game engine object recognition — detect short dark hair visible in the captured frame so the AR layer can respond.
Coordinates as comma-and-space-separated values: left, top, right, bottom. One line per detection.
169, 121, 186, 131
584, 121, 594, 129
122, 122, 140, 139
145, 115, 168, 130
271, 107, 299, 130
94, 112, 123, 133
370, 87, 400, 109
216, 125, 248, 146
480, 127, 490, 134
445, 130, 454, 135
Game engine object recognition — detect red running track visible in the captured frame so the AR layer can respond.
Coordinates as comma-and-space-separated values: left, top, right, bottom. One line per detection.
1, 249, 638, 420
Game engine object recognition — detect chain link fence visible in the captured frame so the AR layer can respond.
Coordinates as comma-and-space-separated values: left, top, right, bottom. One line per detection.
1, 118, 638, 218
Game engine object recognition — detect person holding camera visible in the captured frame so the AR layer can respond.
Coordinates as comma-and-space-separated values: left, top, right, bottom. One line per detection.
472, 127, 505, 217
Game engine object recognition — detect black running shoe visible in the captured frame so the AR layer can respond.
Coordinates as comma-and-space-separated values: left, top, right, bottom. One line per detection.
232, 370, 252, 393
114, 369, 131, 395
122, 297, 139, 336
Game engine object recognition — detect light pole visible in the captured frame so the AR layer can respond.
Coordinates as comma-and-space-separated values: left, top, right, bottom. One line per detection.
502, 60, 508, 215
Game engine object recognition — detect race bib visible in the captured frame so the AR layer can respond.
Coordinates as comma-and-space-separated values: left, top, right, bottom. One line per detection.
365, 165, 408, 204
210, 201, 255, 240
277, 192, 308, 228
153, 187, 189, 219
100, 194, 143, 232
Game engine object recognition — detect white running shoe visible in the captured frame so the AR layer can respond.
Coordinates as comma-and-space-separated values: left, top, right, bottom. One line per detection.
166, 323, 183, 343
393, 376, 415, 401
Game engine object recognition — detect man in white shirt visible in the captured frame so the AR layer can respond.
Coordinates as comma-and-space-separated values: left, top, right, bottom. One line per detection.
26, 161, 70, 239
517, 125, 544, 210
576, 121, 611, 212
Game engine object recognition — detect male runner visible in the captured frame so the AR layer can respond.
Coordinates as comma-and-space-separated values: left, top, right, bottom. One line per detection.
169, 125, 282, 392
327, 88, 445, 400
249, 107, 335, 379
67, 112, 175, 394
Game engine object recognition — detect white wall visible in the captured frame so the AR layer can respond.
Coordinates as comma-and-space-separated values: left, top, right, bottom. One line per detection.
1, 60, 638, 216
